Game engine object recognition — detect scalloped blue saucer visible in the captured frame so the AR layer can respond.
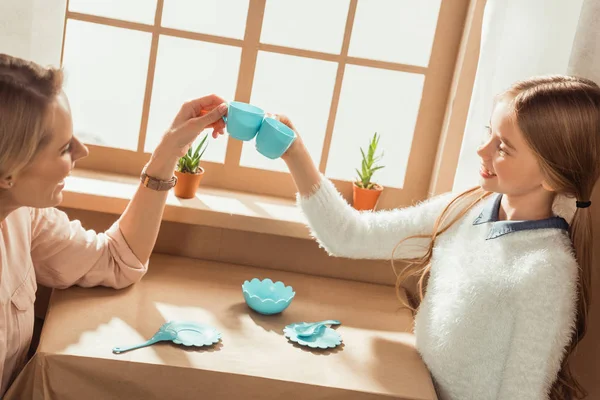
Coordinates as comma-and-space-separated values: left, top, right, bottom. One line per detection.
113, 321, 221, 354
284, 322, 342, 349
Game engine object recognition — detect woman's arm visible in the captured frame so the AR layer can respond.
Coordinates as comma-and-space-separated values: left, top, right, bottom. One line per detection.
30, 95, 228, 289
118, 96, 227, 264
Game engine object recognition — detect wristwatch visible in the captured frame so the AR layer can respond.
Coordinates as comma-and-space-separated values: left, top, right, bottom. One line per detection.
140, 167, 178, 191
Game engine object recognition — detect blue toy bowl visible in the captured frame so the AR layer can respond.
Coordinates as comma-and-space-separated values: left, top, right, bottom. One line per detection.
242, 278, 295, 315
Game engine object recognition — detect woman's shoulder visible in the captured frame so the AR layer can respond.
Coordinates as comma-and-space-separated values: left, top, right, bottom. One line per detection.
1, 208, 34, 245
28, 206, 70, 224
5, 207, 32, 227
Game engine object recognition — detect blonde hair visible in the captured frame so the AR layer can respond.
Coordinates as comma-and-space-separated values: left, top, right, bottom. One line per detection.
393, 75, 600, 400
0, 54, 63, 184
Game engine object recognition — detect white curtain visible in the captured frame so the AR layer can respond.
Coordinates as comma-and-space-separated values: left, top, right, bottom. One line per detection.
568, 0, 600, 80
0, 0, 66, 67
453, 0, 585, 191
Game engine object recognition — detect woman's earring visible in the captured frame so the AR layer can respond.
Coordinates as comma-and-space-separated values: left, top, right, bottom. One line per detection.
7, 181, 13, 187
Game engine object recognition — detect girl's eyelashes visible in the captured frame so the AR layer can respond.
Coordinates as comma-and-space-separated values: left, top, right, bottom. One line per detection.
483, 125, 509, 156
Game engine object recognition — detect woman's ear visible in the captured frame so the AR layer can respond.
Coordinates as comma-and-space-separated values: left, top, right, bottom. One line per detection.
542, 180, 555, 192
0, 175, 14, 190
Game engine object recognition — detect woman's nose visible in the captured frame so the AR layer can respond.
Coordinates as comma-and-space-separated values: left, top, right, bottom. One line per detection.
72, 138, 89, 161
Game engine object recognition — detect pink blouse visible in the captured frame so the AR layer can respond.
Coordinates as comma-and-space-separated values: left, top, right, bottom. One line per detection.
0, 207, 148, 395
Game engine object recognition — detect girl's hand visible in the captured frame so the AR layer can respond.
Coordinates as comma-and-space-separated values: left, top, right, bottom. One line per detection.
268, 114, 306, 162
268, 114, 321, 196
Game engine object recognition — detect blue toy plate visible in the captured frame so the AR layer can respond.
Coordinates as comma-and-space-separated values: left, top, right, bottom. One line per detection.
113, 321, 221, 354
168, 321, 221, 346
284, 322, 342, 349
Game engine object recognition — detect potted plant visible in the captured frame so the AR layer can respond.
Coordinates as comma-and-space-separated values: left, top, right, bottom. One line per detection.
174, 134, 209, 199
353, 132, 384, 211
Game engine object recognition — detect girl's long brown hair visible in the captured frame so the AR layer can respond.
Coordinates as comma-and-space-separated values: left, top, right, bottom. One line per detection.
392, 75, 600, 400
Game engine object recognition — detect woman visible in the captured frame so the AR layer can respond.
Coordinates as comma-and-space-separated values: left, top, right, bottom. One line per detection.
0, 53, 227, 395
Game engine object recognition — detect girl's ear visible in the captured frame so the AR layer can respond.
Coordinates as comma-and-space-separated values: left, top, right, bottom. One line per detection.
542, 180, 555, 192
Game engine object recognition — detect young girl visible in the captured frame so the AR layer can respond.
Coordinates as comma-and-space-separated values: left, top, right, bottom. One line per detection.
0, 54, 227, 396
277, 76, 599, 399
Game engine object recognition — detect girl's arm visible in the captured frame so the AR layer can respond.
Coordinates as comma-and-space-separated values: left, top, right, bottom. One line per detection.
281, 117, 455, 260
496, 251, 578, 399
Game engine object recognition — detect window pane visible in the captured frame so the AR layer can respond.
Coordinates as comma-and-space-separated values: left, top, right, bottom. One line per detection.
240, 52, 337, 172
62, 20, 152, 151
348, 0, 441, 67
68, 0, 157, 25
162, 0, 249, 40
325, 66, 424, 188
145, 36, 242, 163
260, 0, 350, 54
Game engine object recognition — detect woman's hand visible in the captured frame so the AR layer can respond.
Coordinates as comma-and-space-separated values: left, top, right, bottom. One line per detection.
146, 94, 228, 179
162, 94, 228, 158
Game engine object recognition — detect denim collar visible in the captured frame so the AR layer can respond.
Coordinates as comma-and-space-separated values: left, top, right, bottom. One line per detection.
473, 193, 569, 240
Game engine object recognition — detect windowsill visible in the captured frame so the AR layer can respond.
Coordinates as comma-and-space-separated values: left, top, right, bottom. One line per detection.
62, 169, 311, 240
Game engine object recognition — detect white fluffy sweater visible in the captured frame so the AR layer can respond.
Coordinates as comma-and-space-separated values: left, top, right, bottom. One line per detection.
297, 177, 578, 400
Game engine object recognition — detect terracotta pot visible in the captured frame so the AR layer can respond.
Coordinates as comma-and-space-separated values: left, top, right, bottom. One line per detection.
174, 168, 204, 199
352, 182, 383, 211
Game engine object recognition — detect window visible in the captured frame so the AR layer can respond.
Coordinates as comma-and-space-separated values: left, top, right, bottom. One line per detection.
62, 0, 470, 208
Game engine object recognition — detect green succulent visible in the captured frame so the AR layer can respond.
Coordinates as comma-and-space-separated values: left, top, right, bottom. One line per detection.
355, 132, 384, 189
177, 134, 208, 174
